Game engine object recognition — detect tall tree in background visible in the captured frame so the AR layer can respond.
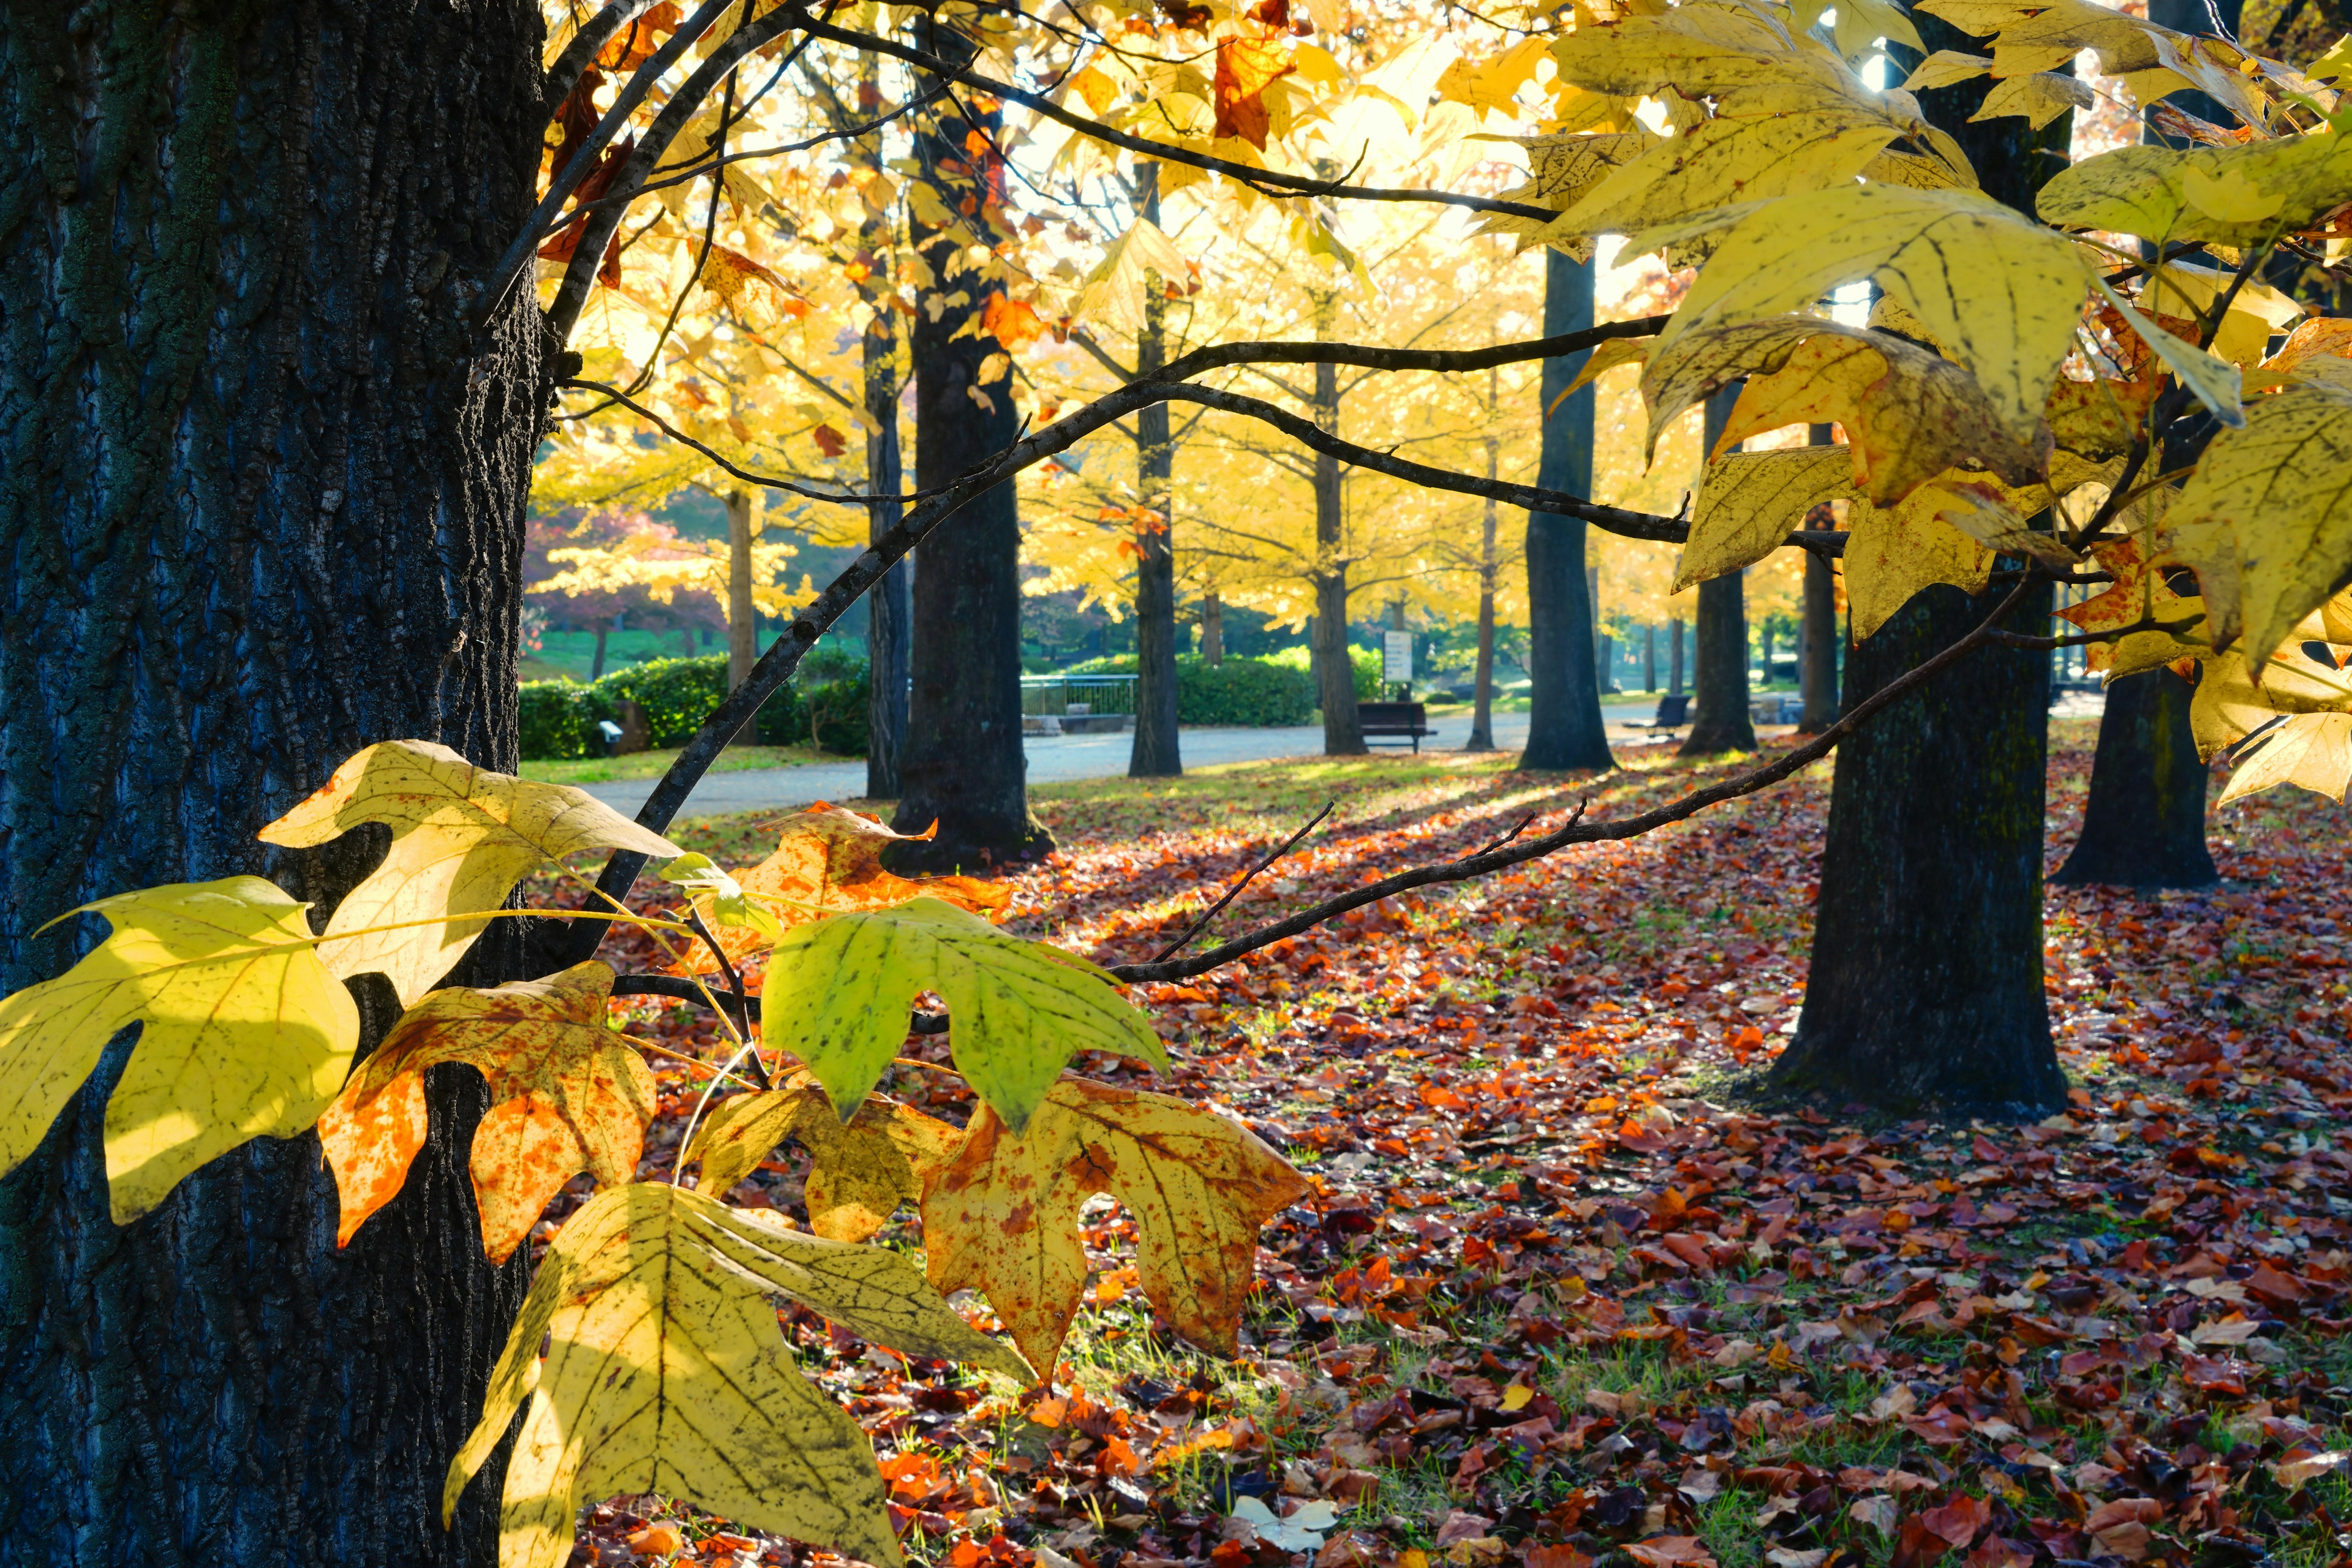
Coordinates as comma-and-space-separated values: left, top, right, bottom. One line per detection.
0, 2, 545, 1559
1129, 167, 1183, 778
849, 51, 911, 799
893, 21, 1050, 866
1521, 249, 1613, 771
1796, 424, 1840, 734
1311, 287, 1369, 756
1771, 26, 2071, 1114
1680, 386, 1757, 755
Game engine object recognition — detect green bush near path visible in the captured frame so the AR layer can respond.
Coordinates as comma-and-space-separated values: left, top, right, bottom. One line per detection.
519, 648, 870, 761
1058, 651, 1372, 726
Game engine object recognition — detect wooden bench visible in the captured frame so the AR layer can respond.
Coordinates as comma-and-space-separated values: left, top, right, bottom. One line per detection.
1637, 693, 1690, 734
1359, 699, 1434, 752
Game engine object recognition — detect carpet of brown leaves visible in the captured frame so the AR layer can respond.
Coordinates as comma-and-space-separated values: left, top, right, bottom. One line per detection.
543, 720, 2352, 1568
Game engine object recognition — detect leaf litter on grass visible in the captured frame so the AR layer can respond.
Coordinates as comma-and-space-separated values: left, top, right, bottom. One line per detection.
521, 722, 2352, 1568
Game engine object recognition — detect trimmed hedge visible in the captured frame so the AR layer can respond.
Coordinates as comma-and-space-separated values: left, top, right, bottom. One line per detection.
1057, 654, 1323, 726
518, 652, 850, 760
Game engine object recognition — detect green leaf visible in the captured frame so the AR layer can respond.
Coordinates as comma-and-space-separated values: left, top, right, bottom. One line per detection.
2037, 116, 2352, 247
445, 1182, 1028, 1568
760, 897, 1166, 1132
0, 877, 360, 1222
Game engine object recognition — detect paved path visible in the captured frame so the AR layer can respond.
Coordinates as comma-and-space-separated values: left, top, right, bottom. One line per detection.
575, 702, 1733, 820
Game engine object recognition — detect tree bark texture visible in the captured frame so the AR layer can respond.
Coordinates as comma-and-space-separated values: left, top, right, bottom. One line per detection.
1521, 248, 1613, 772
725, 488, 758, 695
2053, 669, 2218, 888
1797, 425, 1839, 734
892, 21, 1049, 865
1774, 20, 2074, 1116
1771, 582, 2066, 1114
0, 2, 547, 1561
1200, 593, 1224, 663
1128, 169, 1180, 778
1311, 291, 1364, 756
1682, 388, 1755, 755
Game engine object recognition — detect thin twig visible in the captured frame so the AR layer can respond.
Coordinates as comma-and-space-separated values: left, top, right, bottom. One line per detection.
1469, 812, 1542, 858
1150, 802, 1334, 964
682, 907, 770, 1088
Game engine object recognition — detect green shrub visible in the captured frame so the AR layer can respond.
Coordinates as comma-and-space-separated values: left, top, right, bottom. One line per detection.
1052, 655, 1319, 726
518, 680, 609, 761
1260, 644, 1381, 699
807, 670, 872, 755
516, 653, 814, 760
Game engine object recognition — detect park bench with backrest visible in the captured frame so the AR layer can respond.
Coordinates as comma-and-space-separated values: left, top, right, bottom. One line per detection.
1358, 700, 1434, 752
1639, 693, 1691, 734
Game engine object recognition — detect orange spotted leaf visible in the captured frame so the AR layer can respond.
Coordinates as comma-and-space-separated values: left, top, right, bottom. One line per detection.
316, 960, 655, 1261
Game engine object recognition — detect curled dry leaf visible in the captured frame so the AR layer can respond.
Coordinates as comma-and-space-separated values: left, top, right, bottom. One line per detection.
316, 959, 655, 1262
761, 896, 1166, 1133
922, 1077, 1310, 1373
257, 739, 681, 1006
445, 1182, 1028, 1568
674, 802, 1011, 975
684, 1076, 959, 1241
0, 877, 358, 1223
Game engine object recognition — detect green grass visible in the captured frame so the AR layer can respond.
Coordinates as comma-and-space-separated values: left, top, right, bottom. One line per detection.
518, 743, 840, 785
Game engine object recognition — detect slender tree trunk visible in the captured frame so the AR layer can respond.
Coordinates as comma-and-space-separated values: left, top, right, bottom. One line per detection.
1670, 619, 1685, 694
1129, 168, 1181, 778
725, 488, 758, 696
592, 620, 613, 681
1773, 22, 2074, 1115
1521, 249, 1613, 772
0, 6, 546, 1561
2053, 669, 2218, 888
1644, 624, 1657, 692
853, 51, 910, 799
1682, 389, 1757, 755
1798, 551, 1839, 734
1311, 292, 1365, 755
1468, 441, 1501, 753
1200, 594, 1224, 664
893, 21, 1050, 866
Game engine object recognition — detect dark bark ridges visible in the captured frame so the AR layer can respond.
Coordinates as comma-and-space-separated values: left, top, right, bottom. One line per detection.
0, 4, 546, 1561
2052, 668, 2218, 889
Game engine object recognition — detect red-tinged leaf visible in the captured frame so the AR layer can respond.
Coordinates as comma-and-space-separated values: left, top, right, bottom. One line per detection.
1921, 1494, 1992, 1548
812, 423, 849, 458
1212, 35, 1295, 149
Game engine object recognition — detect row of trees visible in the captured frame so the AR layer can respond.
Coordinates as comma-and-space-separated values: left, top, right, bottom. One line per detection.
4, 0, 2345, 1559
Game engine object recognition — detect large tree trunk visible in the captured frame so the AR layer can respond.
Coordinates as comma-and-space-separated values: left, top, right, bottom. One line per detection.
2053, 669, 2217, 888
0, 4, 545, 1561
1521, 249, 1614, 772
1311, 292, 1365, 755
1682, 390, 1757, 756
1129, 170, 1181, 778
892, 21, 1050, 866
1772, 34, 2073, 1115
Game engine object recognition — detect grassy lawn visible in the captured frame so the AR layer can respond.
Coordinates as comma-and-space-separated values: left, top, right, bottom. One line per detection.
519, 742, 842, 786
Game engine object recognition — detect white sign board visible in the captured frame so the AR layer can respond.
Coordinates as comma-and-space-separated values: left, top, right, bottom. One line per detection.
1382, 630, 1414, 684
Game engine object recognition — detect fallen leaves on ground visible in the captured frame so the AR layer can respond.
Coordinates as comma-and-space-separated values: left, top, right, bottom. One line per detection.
523, 722, 2352, 1568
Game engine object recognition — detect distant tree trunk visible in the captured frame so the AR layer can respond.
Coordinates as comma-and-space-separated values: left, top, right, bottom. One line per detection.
1682, 389, 1757, 755
1670, 618, 1685, 694
1311, 291, 1365, 756
1468, 475, 1501, 753
1521, 249, 1613, 772
1798, 551, 1839, 734
725, 488, 758, 694
855, 51, 910, 800
894, 24, 1050, 867
1129, 167, 1181, 778
592, 620, 614, 680
1200, 594, 1224, 664
1772, 21, 2073, 1116
2053, 669, 2218, 888
0, 3, 546, 1562
1645, 624, 1657, 692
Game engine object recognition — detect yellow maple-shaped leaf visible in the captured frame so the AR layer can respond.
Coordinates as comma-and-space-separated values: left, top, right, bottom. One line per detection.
2057, 535, 2211, 676
762, 898, 1166, 1134
2159, 364, 2352, 667
315, 960, 654, 1262
2143, 262, 2306, 370
685, 1077, 959, 1242
2190, 644, 2352, 761
1566, 336, 1652, 398
1645, 317, 2046, 503
1653, 184, 2087, 450
922, 1077, 1309, 1373
673, 803, 1011, 976
445, 1182, 1028, 1568
1677, 447, 1857, 592
1476, 129, 1655, 256
1550, 108, 1904, 242
2264, 317, 2352, 380
2037, 122, 2352, 247
1970, 70, 2094, 129
1844, 484, 1997, 639
2046, 374, 2158, 460
2217, 712, 2352, 805
1900, 49, 1992, 91
0, 877, 360, 1223
258, 741, 682, 1007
